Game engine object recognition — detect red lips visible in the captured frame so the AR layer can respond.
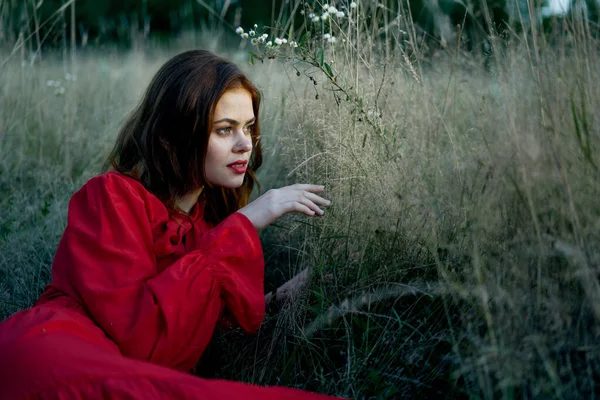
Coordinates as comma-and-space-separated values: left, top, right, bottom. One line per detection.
227, 160, 248, 167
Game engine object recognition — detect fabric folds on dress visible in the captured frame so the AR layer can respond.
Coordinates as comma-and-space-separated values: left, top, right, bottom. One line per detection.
0, 171, 342, 400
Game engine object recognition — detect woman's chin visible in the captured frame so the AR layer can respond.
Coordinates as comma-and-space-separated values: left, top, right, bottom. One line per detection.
211, 179, 245, 189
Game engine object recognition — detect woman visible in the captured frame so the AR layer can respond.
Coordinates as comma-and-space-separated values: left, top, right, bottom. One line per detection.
0, 50, 338, 399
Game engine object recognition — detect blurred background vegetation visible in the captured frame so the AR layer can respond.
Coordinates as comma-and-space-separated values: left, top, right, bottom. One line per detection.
2, 0, 598, 53
1, 0, 600, 399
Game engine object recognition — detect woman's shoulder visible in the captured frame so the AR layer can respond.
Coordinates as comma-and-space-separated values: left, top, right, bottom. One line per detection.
75, 171, 164, 215
80, 170, 147, 198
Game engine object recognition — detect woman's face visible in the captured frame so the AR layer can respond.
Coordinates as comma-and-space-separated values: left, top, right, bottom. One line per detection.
204, 87, 255, 189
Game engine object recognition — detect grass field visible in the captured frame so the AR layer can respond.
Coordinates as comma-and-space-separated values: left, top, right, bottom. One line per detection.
1, 3, 600, 398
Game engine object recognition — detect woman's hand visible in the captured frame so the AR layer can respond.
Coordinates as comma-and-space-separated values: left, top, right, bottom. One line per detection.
237, 184, 331, 231
274, 267, 308, 300
265, 268, 309, 312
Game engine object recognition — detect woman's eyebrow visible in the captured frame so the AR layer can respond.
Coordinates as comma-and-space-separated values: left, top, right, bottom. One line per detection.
213, 117, 256, 125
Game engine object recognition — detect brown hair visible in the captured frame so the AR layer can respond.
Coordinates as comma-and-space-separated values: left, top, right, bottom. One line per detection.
103, 49, 262, 225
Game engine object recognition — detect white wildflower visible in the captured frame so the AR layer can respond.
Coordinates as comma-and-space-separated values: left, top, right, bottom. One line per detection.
251, 38, 258, 45
336, 11, 344, 18
340, 299, 350, 310
309, 13, 315, 18
328, 6, 337, 14
350, 2, 357, 8
281, 38, 288, 44
367, 107, 382, 119
328, 36, 337, 43
65, 73, 77, 81
322, 3, 329, 10
323, 33, 331, 40
300, 9, 305, 15
312, 15, 320, 22
321, 12, 329, 20
289, 41, 298, 48
242, 33, 249, 39
249, 30, 255, 36
266, 41, 273, 47
254, 24, 258, 29
235, 27, 244, 35
274, 38, 283, 45
54, 87, 66, 96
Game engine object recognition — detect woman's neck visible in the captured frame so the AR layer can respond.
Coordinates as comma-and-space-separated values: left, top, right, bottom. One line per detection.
175, 187, 204, 214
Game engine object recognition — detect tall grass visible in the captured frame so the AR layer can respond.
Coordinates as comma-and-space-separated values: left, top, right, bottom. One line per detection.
1, 1, 600, 398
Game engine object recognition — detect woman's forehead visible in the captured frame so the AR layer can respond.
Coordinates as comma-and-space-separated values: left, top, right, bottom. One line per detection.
213, 88, 254, 121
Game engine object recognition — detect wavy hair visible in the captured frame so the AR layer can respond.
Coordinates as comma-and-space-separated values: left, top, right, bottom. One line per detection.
103, 50, 262, 225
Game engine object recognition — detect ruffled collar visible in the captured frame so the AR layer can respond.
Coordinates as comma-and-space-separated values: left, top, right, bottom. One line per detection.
168, 198, 205, 224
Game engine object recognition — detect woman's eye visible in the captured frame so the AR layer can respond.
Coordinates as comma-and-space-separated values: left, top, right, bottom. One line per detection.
216, 127, 232, 135
215, 125, 254, 135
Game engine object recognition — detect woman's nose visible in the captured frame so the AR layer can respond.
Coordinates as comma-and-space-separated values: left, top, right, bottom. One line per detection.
233, 130, 252, 153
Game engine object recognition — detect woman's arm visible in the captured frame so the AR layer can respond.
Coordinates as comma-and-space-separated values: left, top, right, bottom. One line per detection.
51, 173, 264, 370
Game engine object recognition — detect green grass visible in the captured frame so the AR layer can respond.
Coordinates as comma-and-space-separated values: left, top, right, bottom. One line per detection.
2, 3, 600, 399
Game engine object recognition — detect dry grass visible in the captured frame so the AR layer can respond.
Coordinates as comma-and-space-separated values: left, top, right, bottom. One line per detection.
1, 1, 600, 399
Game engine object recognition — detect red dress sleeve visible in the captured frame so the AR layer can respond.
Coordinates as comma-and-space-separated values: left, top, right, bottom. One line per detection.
49, 173, 265, 370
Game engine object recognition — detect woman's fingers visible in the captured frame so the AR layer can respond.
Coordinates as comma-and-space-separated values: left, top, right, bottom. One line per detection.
297, 191, 330, 216
280, 188, 331, 216
244, 184, 330, 227
290, 201, 316, 217
288, 184, 326, 192
298, 197, 325, 215
238, 183, 330, 231
280, 198, 321, 216
285, 196, 324, 216
302, 191, 331, 207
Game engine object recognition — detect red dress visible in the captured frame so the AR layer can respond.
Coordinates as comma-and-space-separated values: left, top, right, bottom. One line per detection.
0, 171, 340, 399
